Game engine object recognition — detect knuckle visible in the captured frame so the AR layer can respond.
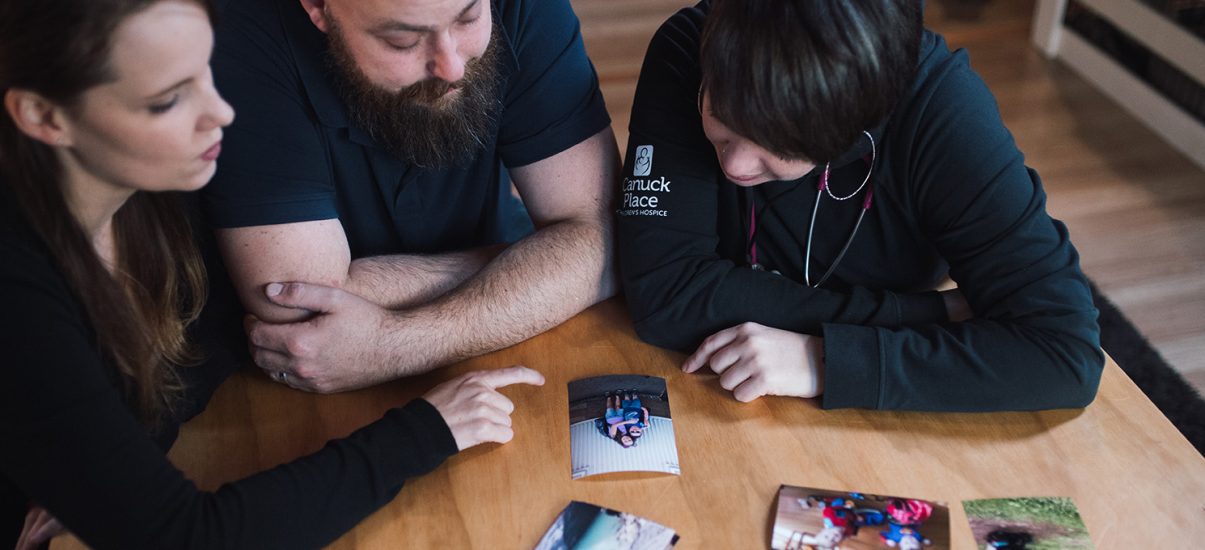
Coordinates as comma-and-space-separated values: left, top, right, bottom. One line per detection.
283, 283, 302, 298
284, 337, 307, 357
473, 422, 494, 440
292, 365, 313, 380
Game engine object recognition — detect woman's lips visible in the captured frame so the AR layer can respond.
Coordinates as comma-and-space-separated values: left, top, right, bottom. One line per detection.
201, 141, 222, 161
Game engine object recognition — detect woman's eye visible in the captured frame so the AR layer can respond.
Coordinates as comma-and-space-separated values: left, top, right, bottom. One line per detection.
148, 95, 178, 115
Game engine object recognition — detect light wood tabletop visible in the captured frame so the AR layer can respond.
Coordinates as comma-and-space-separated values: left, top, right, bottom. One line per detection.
56, 299, 1205, 549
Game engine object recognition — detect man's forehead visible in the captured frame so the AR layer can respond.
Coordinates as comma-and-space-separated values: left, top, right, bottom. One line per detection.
336, 0, 481, 31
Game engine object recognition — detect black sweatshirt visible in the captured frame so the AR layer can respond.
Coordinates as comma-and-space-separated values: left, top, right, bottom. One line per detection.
0, 189, 458, 549
616, 3, 1104, 412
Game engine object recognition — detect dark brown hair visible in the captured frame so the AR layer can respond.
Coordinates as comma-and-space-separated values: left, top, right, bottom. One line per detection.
700, 0, 923, 162
0, 0, 211, 426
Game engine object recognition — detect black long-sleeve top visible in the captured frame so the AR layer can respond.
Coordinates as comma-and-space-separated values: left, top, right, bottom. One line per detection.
616, 3, 1104, 412
0, 190, 458, 549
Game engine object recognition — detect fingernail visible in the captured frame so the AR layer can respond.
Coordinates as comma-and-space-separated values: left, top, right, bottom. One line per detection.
266, 283, 283, 297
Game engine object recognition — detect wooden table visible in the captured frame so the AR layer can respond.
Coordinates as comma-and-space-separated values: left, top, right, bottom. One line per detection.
57, 299, 1205, 549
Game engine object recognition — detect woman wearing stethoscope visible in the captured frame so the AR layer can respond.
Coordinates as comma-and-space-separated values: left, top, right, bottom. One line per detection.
616, 0, 1103, 412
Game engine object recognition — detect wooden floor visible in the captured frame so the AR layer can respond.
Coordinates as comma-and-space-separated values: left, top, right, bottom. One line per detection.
573, 0, 1205, 395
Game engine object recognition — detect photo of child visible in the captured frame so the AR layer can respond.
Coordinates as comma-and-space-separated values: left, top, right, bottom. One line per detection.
962, 497, 1092, 549
534, 501, 679, 550
568, 375, 680, 479
771, 485, 951, 550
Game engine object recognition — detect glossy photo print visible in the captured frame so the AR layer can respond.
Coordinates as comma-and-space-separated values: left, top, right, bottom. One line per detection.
962, 497, 1092, 549
568, 375, 680, 479
534, 501, 679, 550
771, 485, 951, 550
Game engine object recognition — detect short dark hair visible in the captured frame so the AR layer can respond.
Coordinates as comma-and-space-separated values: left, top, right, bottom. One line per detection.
700, 0, 923, 162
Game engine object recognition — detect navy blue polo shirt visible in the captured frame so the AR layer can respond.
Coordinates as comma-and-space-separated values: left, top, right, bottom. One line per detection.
203, 0, 611, 257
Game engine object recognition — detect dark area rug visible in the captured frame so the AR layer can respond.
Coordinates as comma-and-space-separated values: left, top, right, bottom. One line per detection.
1091, 281, 1205, 455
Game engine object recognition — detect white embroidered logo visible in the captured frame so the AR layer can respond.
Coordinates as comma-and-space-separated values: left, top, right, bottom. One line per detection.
633, 145, 653, 176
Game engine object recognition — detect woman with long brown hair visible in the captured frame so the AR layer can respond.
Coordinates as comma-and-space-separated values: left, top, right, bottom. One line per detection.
0, 1, 541, 547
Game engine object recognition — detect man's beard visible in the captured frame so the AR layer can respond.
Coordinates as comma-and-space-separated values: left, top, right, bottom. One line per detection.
326, 22, 502, 168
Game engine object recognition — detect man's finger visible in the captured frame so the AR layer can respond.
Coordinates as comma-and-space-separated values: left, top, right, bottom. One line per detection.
246, 320, 291, 353
262, 367, 317, 392
472, 365, 545, 389
265, 282, 341, 313
252, 347, 294, 371
682, 325, 741, 373
247, 320, 315, 356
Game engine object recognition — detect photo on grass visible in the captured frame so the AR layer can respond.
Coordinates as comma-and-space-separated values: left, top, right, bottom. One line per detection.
771, 485, 951, 550
962, 497, 1092, 549
568, 375, 679, 479
534, 500, 679, 550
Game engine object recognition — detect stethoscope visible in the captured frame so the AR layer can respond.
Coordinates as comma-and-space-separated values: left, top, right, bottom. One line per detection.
747, 130, 876, 288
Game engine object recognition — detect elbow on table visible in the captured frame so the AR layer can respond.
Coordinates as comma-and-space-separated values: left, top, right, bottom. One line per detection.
631, 312, 704, 354
1049, 345, 1106, 409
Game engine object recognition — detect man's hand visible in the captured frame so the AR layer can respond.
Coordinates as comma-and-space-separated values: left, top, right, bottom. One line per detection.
247, 282, 421, 393
15, 506, 65, 550
682, 322, 825, 402
422, 366, 546, 451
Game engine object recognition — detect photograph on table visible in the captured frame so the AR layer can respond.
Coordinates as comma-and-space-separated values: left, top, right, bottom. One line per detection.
962, 497, 1092, 550
568, 374, 680, 479
534, 500, 680, 550
771, 485, 951, 550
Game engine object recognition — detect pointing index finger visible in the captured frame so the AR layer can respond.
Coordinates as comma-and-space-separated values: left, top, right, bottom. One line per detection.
474, 365, 545, 389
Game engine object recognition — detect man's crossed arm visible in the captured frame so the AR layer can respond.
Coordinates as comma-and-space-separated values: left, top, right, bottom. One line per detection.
217, 128, 621, 393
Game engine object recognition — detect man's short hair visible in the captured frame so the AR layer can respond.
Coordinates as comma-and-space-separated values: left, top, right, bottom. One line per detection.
700, 0, 923, 162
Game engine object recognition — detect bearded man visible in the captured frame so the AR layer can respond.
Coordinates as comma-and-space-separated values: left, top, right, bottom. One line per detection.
201, 0, 619, 393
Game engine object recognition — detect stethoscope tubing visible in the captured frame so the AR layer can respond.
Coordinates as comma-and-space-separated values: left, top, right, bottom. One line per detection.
750, 131, 876, 288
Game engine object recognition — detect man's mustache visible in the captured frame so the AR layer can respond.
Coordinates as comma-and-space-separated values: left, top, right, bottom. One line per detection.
401, 77, 462, 104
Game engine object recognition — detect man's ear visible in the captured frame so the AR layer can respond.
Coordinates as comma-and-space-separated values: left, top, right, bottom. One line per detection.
298, 0, 332, 33
4, 88, 73, 148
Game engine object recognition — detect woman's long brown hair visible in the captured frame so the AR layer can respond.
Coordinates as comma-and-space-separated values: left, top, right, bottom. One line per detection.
0, 0, 210, 427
